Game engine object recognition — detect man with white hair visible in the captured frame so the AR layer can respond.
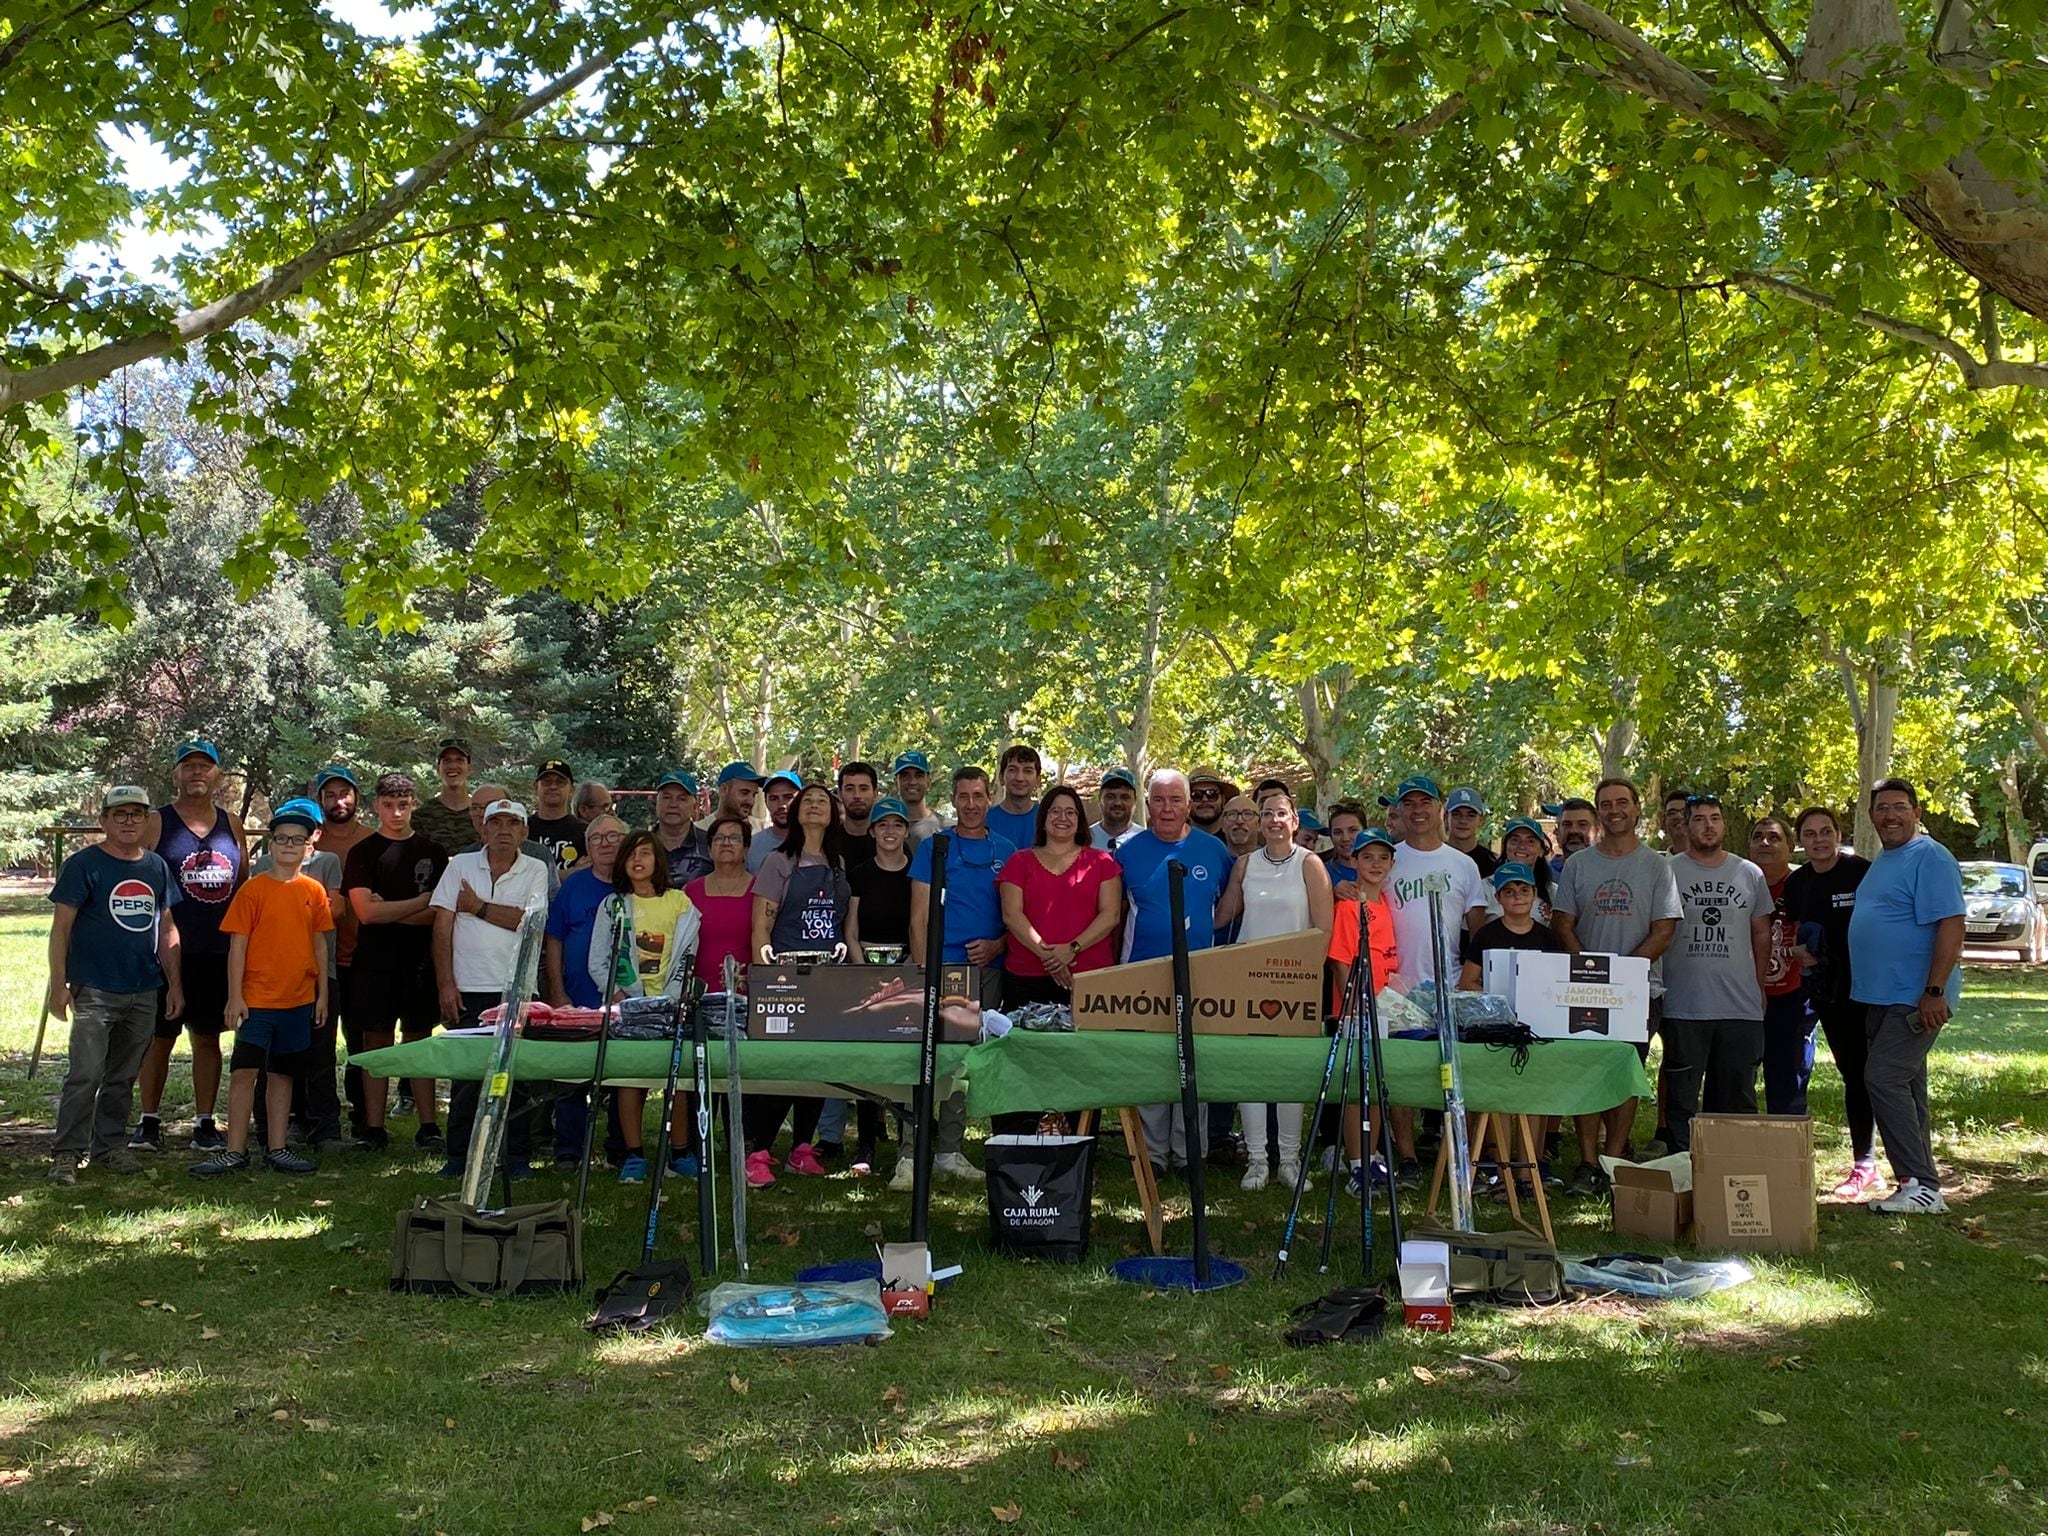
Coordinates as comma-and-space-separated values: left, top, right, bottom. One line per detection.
1115, 768, 1231, 1175
431, 797, 554, 1178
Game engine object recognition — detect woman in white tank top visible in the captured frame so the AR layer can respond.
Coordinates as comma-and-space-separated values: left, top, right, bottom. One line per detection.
1214, 790, 1334, 1191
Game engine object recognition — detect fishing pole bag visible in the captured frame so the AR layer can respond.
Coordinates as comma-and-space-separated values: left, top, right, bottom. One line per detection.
1405, 1222, 1567, 1306
390, 1196, 583, 1297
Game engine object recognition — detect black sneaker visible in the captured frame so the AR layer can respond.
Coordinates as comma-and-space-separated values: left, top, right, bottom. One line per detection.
415, 1124, 445, 1151
191, 1119, 227, 1151
128, 1118, 162, 1151
552, 1152, 580, 1172
813, 1141, 844, 1163
352, 1126, 390, 1152
393, 1092, 415, 1116
1395, 1158, 1424, 1191
264, 1147, 316, 1175
190, 1150, 251, 1178
1566, 1163, 1609, 1198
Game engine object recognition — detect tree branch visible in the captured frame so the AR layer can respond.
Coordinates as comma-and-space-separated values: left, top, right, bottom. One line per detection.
0, 29, 656, 414
1732, 270, 2048, 388
1544, 0, 1787, 156
1725, 0, 1798, 72
1234, 80, 1474, 147
1913, 162, 2048, 244
1, 265, 67, 303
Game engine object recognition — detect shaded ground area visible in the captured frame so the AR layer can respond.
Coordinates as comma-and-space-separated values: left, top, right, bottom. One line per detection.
2, 891, 2044, 1534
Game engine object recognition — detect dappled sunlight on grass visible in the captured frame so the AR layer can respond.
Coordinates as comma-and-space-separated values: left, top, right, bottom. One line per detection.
1, 1364, 204, 1439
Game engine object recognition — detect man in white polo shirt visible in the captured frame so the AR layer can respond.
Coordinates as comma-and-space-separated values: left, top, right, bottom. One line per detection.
430, 798, 552, 1178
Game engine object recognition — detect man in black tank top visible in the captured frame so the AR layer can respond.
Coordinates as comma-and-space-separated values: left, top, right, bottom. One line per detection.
134, 740, 248, 1152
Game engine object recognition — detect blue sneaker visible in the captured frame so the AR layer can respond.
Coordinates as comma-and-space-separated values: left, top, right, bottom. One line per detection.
618, 1154, 647, 1183
669, 1153, 700, 1178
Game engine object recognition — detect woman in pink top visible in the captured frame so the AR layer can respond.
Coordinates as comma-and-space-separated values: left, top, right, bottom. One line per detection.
684, 814, 756, 990
997, 785, 1123, 1010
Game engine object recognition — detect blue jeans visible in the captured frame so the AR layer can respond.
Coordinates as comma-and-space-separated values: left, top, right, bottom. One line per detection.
1761, 991, 1816, 1116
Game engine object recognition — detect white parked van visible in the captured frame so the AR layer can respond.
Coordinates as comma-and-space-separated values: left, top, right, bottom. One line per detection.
2030, 841, 2048, 904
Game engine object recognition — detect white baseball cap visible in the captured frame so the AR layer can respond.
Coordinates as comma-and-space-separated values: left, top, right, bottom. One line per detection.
102, 785, 151, 812
483, 798, 528, 823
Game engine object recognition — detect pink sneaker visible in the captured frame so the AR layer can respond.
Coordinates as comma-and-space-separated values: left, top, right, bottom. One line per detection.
745, 1150, 776, 1188
1832, 1163, 1882, 1200
785, 1142, 828, 1177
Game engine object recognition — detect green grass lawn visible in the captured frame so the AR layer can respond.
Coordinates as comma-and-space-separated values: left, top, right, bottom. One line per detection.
3, 889, 2045, 1535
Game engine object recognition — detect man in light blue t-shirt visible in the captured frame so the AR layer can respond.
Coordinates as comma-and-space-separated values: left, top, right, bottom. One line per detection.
901, 765, 1016, 1188
1115, 769, 1230, 1173
1846, 779, 1965, 1215
985, 745, 1044, 851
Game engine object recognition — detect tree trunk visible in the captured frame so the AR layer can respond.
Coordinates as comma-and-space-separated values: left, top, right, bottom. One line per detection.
1121, 576, 1166, 781
1296, 671, 1348, 814
751, 655, 773, 773
1998, 748, 2028, 863
1837, 651, 1899, 856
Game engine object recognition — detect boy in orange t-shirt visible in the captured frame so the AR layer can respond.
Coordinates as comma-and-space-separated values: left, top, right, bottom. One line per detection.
1326, 828, 1401, 1190
192, 800, 334, 1177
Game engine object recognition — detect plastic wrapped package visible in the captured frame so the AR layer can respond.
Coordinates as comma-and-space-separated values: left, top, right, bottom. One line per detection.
699, 1280, 893, 1347
1561, 1254, 1754, 1300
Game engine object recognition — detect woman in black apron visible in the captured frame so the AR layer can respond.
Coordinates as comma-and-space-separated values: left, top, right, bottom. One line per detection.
742, 784, 858, 1184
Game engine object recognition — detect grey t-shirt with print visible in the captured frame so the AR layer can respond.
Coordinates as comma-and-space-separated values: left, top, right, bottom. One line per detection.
1550, 842, 1684, 996
1662, 852, 1772, 1021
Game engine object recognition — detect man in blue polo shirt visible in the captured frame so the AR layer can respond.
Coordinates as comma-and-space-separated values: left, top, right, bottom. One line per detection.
900, 765, 1015, 1187
987, 745, 1045, 850
1116, 768, 1230, 1174
1847, 779, 1965, 1215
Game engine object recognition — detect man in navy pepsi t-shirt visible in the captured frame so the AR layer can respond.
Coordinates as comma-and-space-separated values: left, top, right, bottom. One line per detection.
46, 787, 185, 1182
1114, 770, 1230, 1172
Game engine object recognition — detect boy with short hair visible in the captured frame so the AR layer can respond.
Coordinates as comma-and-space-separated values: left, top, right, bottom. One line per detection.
192, 799, 335, 1176
46, 786, 185, 1184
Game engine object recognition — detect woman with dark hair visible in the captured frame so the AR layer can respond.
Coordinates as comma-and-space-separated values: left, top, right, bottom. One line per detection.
589, 830, 701, 1182
997, 785, 1123, 1010
1483, 817, 1556, 920
1785, 805, 1875, 1199
686, 814, 756, 989
742, 783, 857, 1185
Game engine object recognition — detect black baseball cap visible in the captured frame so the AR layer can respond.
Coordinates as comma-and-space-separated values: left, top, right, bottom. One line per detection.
536, 758, 574, 784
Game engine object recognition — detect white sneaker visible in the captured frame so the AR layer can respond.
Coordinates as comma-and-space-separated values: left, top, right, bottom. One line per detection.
1277, 1162, 1306, 1194
1320, 1145, 1339, 1173
934, 1152, 980, 1181
888, 1158, 916, 1192
1869, 1178, 1947, 1215
1240, 1164, 1269, 1192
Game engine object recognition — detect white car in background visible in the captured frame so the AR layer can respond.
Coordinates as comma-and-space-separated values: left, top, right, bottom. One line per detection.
1961, 861, 2047, 962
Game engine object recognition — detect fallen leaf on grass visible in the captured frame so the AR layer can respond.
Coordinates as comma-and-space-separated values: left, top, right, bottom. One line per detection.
762, 1225, 803, 1247
1186, 1432, 1198, 1446
1437, 1455, 1454, 1475
991, 1501, 1022, 1523
199, 1328, 221, 1341
121, 1352, 140, 1363
689, 1446, 714, 1463
1050, 1446, 1088, 1472
1889, 1261, 1907, 1271
1208, 1364, 1232, 1382
301, 1418, 333, 1432
137, 1298, 157, 1308
1274, 1487, 1310, 1507
581, 1513, 615, 1531
1411, 1365, 1437, 1385
328, 1285, 354, 1296
1763, 1355, 1806, 1372
1160, 1352, 1178, 1363
728, 1373, 749, 1396
1752, 1410, 1786, 1426
617, 1497, 658, 1513
1350, 1478, 1377, 1493
270, 1409, 291, 1422
1900, 1431, 1922, 1443
312, 1199, 332, 1208
881, 1384, 907, 1404
1240, 1495, 1264, 1516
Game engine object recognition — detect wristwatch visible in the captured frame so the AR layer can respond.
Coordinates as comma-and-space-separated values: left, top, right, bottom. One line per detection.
1922, 985, 1944, 998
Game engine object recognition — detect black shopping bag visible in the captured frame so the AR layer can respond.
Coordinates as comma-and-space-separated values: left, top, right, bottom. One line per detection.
984, 1135, 1097, 1261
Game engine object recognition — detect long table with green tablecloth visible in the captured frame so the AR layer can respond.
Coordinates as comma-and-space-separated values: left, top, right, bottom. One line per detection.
350, 1032, 1650, 1117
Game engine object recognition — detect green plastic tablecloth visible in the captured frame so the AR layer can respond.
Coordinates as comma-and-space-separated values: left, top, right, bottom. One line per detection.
351, 1032, 1648, 1117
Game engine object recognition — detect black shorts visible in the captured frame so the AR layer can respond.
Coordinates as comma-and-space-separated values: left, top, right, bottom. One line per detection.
230, 1040, 315, 1075
156, 950, 230, 1039
1635, 995, 1665, 1064
349, 960, 441, 1038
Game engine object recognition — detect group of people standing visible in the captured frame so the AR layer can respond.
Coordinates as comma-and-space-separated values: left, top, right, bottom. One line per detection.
44, 739, 1965, 1218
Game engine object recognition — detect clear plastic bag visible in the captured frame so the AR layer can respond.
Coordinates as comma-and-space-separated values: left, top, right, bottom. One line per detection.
699, 1280, 893, 1347
1562, 1254, 1754, 1300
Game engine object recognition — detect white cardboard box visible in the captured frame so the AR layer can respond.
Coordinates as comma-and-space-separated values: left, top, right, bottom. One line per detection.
1482, 950, 1651, 1043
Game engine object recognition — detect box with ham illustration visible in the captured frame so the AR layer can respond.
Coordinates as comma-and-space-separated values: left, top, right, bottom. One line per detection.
1481, 950, 1651, 1043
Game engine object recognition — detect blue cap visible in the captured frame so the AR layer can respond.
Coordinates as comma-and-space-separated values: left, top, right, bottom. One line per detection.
1492, 860, 1537, 891
891, 751, 931, 775
312, 763, 358, 791
716, 761, 763, 786
1352, 827, 1397, 855
1446, 787, 1486, 815
763, 770, 803, 792
1378, 774, 1441, 807
656, 771, 699, 794
1501, 815, 1546, 845
1296, 808, 1324, 831
871, 796, 911, 825
1101, 766, 1138, 791
173, 739, 220, 766
270, 797, 325, 832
